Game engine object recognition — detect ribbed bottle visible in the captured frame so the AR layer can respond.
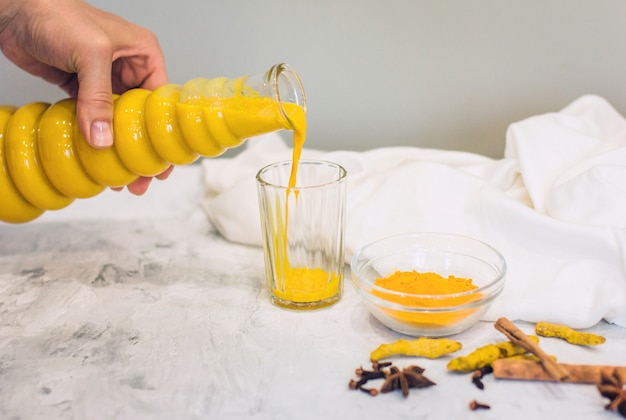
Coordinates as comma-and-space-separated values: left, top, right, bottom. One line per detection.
0, 63, 306, 224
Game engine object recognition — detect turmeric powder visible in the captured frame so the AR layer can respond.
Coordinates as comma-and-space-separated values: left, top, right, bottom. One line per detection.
373, 271, 481, 327
535, 322, 606, 346
375, 271, 478, 297
370, 337, 462, 362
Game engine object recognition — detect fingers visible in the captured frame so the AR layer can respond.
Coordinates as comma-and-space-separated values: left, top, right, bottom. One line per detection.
71, 4, 167, 149
110, 177, 151, 195
126, 177, 153, 196
74, 36, 115, 149
3, 0, 172, 195
112, 166, 173, 195
115, 31, 169, 92
155, 165, 174, 181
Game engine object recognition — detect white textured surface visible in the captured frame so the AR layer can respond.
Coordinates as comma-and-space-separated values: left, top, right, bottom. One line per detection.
1, 166, 625, 419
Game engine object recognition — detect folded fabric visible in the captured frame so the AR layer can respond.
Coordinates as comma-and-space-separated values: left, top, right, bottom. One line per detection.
201, 95, 626, 329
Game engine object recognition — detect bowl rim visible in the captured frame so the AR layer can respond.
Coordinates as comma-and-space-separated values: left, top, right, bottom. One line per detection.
350, 232, 507, 309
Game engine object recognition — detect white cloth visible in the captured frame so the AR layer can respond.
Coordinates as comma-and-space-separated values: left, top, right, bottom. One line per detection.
201, 95, 626, 329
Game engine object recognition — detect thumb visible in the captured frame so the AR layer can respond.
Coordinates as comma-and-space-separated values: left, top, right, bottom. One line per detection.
75, 55, 115, 149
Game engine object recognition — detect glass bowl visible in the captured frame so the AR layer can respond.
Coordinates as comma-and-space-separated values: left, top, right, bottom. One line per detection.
350, 232, 506, 337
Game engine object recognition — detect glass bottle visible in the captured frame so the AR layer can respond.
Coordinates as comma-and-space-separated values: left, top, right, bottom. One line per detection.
0, 63, 306, 224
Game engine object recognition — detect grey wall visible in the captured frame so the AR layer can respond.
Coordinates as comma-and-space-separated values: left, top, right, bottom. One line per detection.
2, 0, 625, 158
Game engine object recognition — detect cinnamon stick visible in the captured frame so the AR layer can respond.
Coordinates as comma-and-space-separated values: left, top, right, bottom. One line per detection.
493, 359, 626, 384
494, 317, 570, 382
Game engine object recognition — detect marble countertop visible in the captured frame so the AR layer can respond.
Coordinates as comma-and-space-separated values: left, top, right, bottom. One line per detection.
1, 165, 624, 420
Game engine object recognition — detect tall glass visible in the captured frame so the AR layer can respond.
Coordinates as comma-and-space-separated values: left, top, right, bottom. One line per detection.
256, 160, 347, 309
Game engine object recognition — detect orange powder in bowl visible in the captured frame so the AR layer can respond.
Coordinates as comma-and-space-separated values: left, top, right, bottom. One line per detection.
373, 271, 483, 327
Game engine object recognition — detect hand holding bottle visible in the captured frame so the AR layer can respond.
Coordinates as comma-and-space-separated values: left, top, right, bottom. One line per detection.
0, 59, 305, 224
0, 0, 172, 194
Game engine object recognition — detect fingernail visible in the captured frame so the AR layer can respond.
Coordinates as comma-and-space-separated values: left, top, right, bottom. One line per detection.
90, 121, 113, 148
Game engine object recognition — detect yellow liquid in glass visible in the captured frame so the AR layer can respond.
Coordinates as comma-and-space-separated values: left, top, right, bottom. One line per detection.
270, 108, 341, 309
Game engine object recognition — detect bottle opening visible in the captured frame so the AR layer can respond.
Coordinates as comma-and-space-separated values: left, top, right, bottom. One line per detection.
268, 63, 307, 130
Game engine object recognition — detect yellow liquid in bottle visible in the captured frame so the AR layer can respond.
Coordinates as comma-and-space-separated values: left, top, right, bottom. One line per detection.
0, 76, 304, 223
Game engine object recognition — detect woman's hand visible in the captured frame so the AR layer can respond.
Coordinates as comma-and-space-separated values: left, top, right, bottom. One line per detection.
0, 0, 173, 194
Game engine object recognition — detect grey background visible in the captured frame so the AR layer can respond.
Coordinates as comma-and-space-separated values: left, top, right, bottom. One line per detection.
1, 0, 625, 158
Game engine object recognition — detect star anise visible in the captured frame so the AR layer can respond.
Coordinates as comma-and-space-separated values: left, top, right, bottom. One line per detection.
380, 365, 436, 398
597, 369, 626, 417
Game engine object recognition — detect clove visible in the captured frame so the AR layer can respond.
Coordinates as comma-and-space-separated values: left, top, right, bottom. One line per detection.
471, 365, 493, 390
355, 366, 386, 381
349, 378, 379, 396
371, 361, 392, 371
349, 362, 435, 398
469, 400, 491, 410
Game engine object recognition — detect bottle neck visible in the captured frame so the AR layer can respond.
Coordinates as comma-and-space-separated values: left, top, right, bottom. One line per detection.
176, 63, 306, 131
265, 63, 307, 130
171, 64, 306, 145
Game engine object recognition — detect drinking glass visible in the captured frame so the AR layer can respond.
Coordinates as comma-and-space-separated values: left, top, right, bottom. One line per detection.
256, 159, 347, 309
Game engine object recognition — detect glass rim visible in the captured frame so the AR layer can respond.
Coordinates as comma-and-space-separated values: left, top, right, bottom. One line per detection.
256, 159, 347, 190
